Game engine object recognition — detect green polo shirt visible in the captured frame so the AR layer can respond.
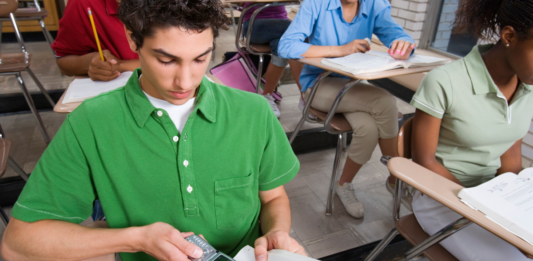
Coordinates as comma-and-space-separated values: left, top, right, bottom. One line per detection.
411, 44, 533, 188
11, 69, 299, 260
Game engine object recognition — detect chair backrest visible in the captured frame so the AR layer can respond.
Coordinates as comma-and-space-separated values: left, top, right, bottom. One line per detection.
0, 0, 18, 16
398, 117, 413, 158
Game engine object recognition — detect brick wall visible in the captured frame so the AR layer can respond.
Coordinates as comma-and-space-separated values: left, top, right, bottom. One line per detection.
522, 120, 533, 168
390, 0, 428, 46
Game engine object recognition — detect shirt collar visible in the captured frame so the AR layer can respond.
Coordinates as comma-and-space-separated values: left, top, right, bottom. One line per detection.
465, 44, 500, 95
105, 0, 119, 15
125, 68, 217, 128
465, 44, 533, 96
327, 0, 368, 17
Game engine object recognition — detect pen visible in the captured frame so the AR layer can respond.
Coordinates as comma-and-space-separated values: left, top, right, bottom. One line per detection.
87, 8, 105, 61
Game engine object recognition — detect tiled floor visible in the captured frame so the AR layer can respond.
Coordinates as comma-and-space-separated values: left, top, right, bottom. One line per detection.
0, 28, 419, 260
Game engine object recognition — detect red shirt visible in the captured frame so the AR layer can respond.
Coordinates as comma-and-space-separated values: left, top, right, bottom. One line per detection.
51, 0, 138, 60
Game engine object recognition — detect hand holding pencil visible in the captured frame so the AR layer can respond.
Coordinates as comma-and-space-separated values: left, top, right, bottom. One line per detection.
87, 7, 121, 81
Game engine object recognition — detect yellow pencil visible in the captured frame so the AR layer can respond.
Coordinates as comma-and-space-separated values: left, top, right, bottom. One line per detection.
87, 8, 105, 61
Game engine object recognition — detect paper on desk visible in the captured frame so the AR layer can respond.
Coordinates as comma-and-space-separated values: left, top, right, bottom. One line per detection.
63, 71, 133, 104
234, 246, 319, 261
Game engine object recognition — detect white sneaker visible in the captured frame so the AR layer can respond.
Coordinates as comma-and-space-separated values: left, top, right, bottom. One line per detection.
298, 97, 318, 121
263, 94, 281, 118
336, 183, 364, 218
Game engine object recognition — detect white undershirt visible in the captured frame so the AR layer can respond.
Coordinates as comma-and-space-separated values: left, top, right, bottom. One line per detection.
140, 75, 195, 133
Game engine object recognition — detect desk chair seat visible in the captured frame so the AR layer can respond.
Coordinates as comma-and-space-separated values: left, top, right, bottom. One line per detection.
0, 0, 55, 54
0, 53, 31, 71
0, 53, 54, 143
239, 39, 272, 54
308, 107, 351, 132
11, 8, 48, 18
0, 138, 11, 177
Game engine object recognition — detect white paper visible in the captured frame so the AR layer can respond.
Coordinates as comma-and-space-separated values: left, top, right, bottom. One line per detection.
234, 246, 319, 261
63, 71, 133, 104
459, 168, 533, 245
321, 50, 448, 75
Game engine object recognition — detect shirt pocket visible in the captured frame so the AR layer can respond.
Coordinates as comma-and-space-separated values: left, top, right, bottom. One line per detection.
214, 173, 256, 230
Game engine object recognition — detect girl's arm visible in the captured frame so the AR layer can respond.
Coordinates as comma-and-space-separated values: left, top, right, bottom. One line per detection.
411, 109, 463, 185
497, 139, 523, 175
277, 0, 319, 59
372, 4, 415, 60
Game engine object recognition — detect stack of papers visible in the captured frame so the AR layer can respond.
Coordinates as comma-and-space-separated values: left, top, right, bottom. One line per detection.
63, 71, 133, 104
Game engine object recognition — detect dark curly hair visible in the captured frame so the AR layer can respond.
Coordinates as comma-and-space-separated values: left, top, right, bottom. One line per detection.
118, 0, 228, 50
453, 0, 533, 41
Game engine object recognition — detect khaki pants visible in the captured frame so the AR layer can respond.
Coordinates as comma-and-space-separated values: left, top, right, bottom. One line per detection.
305, 77, 398, 165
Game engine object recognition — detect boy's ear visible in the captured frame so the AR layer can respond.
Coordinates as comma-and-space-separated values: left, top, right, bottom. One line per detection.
124, 28, 139, 53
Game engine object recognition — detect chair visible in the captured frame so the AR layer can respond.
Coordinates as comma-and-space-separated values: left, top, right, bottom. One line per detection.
288, 74, 403, 215
235, 2, 298, 93
0, 0, 55, 54
364, 118, 470, 261
0, 52, 55, 143
0, 122, 29, 226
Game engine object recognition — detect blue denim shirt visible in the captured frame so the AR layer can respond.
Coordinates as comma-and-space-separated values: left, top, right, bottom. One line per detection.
278, 0, 414, 91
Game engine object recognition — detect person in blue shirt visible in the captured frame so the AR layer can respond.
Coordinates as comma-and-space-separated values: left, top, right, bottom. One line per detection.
278, 0, 415, 218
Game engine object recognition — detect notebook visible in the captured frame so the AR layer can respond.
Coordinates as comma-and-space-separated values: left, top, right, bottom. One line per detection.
234, 246, 318, 261
321, 50, 448, 75
458, 168, 533, 245
63, 71, 133, 104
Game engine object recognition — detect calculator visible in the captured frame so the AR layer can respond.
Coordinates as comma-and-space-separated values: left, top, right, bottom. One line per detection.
185, 235, 236, 261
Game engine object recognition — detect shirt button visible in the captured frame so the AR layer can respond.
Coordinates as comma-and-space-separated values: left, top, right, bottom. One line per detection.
187, 185, 193, 193
183, 160, 189, 167
157, 111, 163, 117
173, 136, 179, 142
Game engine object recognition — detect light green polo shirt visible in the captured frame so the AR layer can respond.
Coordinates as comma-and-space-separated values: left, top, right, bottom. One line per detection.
11, 68, 299, 260
411, 44, 533, 188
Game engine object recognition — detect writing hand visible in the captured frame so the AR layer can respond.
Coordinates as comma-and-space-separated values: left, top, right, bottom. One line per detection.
88, 50, 121, 81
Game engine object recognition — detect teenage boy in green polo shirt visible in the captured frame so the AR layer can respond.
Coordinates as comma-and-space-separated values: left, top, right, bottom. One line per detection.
1, 1, 305, 261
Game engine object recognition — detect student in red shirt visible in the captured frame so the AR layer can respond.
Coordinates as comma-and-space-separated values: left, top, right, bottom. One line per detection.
52, 0, 140, 81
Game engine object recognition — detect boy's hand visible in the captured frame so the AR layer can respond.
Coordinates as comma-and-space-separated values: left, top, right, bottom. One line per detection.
254, 230, 307, 261
135, 222, 204, 261
88, 50, 121, 81
389, 40, 416, 60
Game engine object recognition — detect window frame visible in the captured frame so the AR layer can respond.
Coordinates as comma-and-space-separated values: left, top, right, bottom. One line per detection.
419, 0, 462, 59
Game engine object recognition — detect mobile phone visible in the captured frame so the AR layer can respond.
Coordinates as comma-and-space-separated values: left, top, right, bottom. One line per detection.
185, 235, 236, 261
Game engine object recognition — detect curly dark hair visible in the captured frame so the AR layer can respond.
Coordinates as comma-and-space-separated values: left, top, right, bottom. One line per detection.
453, 0, 533, 41
118, 0, 228, 50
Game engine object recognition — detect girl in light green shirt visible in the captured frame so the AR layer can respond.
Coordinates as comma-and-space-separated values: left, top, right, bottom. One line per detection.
410, 0, 533, 260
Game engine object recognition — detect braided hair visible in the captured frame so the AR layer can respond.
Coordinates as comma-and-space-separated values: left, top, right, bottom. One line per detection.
453, 0, 533, 41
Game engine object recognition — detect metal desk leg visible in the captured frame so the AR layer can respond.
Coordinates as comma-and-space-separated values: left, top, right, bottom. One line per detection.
16, 73, 51, 144
288, 71, 331, 144
403, 217, 472, 260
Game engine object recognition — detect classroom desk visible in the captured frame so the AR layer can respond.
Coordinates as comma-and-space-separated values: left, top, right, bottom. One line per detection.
53, 75, 224, 114
388, 157, 533, 256
288, 44, 450, 143
289, 47, 450, 215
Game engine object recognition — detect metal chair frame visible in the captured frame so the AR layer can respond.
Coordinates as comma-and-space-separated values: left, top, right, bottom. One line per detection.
0, 0, 55, 54
364, 156, 472, 260
0, 123, 29, 226
0, 67, 55, 143
234, 1, 298, 93
288, 70, 363, 215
